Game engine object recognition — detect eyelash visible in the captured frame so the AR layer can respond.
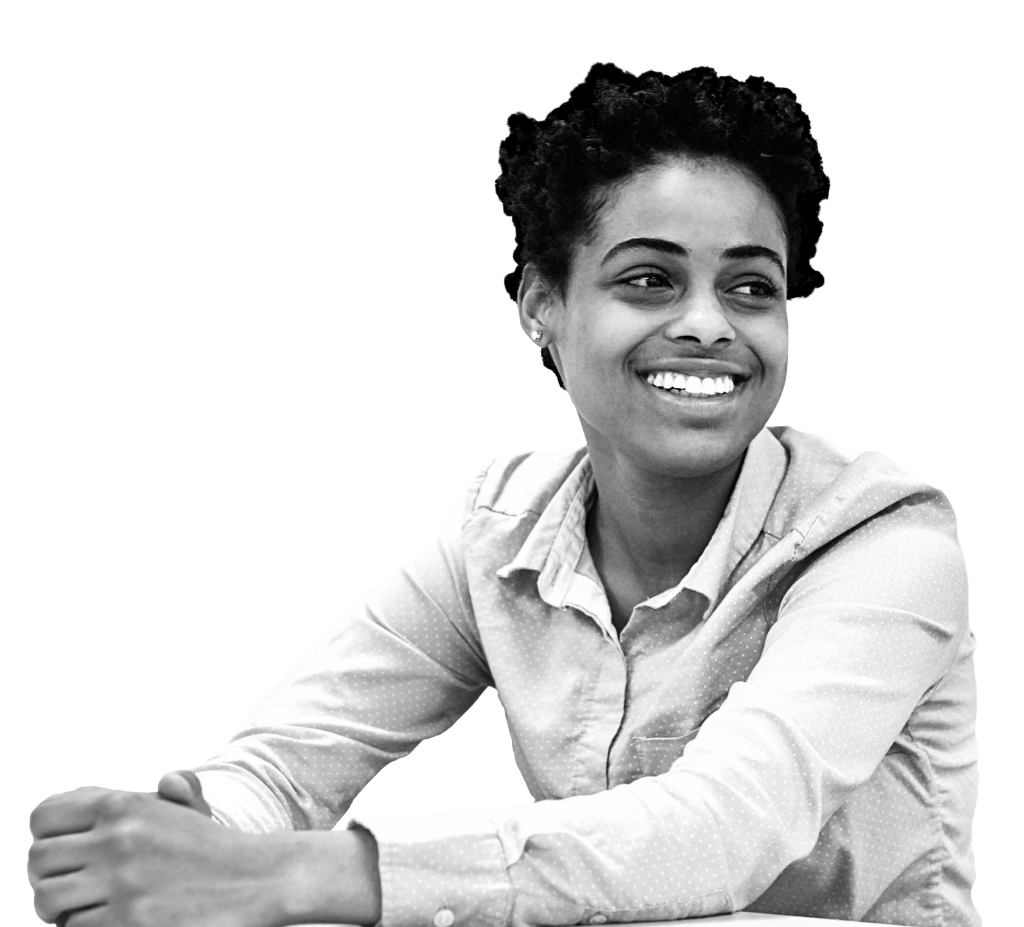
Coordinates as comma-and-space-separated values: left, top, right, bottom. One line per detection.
619, 273, 781, 300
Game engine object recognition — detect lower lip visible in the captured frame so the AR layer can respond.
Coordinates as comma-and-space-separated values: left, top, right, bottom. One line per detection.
640, 375, 744, 412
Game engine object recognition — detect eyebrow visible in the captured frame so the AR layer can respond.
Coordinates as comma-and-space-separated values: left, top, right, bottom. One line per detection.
601, 237, 787, 276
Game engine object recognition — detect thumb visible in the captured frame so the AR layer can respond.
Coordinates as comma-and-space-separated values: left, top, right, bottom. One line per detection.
157, 769, 198, 804
157, 769, 212, 816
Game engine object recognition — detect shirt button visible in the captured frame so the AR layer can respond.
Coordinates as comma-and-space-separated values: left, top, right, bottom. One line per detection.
588, 916, 608, 925
433, 909, 455, 927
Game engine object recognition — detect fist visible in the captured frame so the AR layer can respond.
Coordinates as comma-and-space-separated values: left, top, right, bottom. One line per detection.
27, 787, 281, 927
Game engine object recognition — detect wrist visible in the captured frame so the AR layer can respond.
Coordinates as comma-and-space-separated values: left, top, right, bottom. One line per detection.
273, 827, 382, 927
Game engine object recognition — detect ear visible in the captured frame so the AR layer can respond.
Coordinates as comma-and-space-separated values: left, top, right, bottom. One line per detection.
517, 263, 562, 344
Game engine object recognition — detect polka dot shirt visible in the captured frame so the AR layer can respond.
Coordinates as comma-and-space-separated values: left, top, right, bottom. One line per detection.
194, 427, 978, 927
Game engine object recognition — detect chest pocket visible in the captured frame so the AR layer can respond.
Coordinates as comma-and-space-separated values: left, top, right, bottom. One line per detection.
631, 689, 729, 777
633, 729, 700, 777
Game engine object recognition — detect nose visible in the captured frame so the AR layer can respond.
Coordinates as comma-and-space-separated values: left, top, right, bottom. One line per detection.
662, 288, 735, 346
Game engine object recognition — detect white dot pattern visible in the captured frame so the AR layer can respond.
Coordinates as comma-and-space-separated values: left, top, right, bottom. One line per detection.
193, 427, 978, 927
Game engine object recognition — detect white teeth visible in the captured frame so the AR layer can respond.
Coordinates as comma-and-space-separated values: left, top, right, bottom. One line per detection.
645, 371, 737, 395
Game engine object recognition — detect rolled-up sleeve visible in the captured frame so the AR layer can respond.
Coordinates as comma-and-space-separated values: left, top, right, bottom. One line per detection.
365, 503, 969, 926
194, 524, 492, 834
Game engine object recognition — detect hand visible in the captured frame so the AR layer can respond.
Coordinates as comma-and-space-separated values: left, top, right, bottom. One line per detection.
28, 787, 293, 927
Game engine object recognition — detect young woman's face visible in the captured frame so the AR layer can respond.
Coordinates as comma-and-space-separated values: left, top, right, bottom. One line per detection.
541, 157, 789, 480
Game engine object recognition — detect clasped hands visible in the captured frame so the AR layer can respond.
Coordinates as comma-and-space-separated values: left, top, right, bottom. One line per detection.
25, 770, 299, 925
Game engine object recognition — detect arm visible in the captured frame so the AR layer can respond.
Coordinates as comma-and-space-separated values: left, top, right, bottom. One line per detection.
28, 786, 382, 926
192, 525, 492, 833
161, 771, 384, 923
363, 504, 970, 926
268, 826, 382, 925
28, 519, 488, 926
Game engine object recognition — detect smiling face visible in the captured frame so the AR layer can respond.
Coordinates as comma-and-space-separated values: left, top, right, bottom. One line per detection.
521, 156, 789, 481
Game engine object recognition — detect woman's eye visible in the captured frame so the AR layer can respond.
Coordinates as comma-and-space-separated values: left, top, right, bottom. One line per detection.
615, 273, 780, 300
730, 280, 780, 299
623, 272, 671, 289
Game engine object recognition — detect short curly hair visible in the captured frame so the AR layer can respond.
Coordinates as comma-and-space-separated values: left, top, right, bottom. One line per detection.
496, 63, 830, 383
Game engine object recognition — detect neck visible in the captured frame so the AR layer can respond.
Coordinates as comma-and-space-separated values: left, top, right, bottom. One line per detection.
585, 443, 743, 621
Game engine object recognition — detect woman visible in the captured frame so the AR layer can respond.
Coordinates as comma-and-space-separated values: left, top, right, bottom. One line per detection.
28, 64, 978, 927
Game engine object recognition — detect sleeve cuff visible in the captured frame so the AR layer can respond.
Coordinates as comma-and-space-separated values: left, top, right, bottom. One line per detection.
352, 808, 514, 927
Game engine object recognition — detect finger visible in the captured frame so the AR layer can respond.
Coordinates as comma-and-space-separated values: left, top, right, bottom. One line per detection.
178, 769, 203, 796
156, 770, 194, 804
62, 907, 108, 927
157, 769, 212, 817
179, 771, 213, 816
158, 766, 206, 803
30, 790, 107, 839
28, 832, 99, 885
54, 905, 107, 925
33, 872, 105, 925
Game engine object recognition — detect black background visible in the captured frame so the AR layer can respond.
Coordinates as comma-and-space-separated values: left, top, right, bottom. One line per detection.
25, 59, 983, 917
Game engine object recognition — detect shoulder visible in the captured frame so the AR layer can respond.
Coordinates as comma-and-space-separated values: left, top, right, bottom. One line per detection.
457, 447, 590, 586
464, 447, 588, 519
767, 426, 960, 554
766, 427, 967, 631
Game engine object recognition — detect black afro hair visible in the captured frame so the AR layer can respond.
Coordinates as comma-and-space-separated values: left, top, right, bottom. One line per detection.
496, 63, 830, 383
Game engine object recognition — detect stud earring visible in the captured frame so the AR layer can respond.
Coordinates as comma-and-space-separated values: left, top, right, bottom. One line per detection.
530, 330, 543, 343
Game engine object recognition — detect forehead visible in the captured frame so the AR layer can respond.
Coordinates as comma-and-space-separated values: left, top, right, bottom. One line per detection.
587, 158, 787, 257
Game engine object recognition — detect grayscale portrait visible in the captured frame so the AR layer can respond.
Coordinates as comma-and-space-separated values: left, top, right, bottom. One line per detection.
4, 5, 1016, 926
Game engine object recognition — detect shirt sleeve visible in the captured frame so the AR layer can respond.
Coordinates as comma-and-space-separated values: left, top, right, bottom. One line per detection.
192, 519, 493, 834
364, 499, 970, 927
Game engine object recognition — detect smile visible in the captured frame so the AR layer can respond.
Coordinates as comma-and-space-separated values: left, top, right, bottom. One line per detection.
634, 370, 749, 413
645, 371, 737, 396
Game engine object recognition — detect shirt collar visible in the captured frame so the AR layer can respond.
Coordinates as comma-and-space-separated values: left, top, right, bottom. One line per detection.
495, 451, 595, 606
496, 429, 787, 619
644, 429, 785, 615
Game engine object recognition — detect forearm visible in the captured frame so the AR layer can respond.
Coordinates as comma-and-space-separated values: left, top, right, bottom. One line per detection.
268, 826, 382, 927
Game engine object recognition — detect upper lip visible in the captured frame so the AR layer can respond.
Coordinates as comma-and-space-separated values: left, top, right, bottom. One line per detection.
635, 358, 750, 380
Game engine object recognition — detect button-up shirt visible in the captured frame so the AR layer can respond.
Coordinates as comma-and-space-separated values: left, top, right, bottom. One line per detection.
194, 427, 978, 927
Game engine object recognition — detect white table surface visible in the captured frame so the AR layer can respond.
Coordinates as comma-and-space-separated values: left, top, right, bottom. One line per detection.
302, 915, 879, 926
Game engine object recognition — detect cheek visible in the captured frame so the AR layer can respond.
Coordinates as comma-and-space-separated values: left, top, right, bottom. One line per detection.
773, 328, 789, 383
557, 307, 618, 379
769, 333, 789, 379
751, 316, 788, 383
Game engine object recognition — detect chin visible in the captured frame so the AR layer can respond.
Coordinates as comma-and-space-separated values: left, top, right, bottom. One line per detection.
640, 446, 746, 481
638, 429, 757, 480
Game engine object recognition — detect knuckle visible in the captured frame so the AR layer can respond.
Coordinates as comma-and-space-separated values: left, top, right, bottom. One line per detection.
97, 789, 139, 821
26, 840, 47, 873
126, 895, 152, 925
30, 793, 76, 837
33, 890, 57, 923
97, 790, 125, 816
109, 818, 143, 855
